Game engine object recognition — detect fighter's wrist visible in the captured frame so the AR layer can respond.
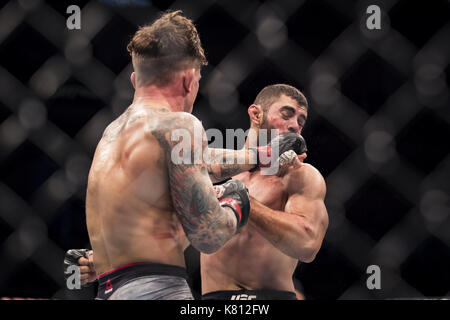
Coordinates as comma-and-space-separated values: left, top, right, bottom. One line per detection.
249, 146, 273, 172
217, 180, 250, 229
219, 198, 243, 226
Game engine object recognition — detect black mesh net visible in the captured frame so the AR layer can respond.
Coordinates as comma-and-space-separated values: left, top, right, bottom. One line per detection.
0, 0, 449, 300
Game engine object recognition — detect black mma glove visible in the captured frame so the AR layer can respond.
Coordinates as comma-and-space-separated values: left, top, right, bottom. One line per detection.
217, 179, 250, 229
63, 249, 93, 287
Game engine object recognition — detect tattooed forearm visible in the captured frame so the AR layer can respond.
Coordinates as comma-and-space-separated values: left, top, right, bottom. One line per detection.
207, 148, 257, 183
207, 163, 242, 183
169, 163, 237, 252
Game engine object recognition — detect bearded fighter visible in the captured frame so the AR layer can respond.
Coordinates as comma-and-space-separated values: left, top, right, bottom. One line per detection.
65, 84, 326, 300
63, 11, 305, 300
201, 84, 329, 300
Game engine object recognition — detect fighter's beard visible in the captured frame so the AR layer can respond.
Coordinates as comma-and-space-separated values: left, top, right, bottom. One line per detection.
257, 115, 276, 145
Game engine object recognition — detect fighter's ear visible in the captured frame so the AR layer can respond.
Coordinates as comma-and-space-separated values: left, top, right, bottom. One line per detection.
248, 104, 263, 126
183, 68, 195, 94
130, 72, 136, 89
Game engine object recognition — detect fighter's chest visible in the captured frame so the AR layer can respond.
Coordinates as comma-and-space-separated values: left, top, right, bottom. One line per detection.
237, 173, 288, 210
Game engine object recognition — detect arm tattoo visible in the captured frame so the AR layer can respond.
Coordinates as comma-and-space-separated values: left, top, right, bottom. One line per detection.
153, 113, 237, 253
209, 164, 242, 181
207, 149, 256, 183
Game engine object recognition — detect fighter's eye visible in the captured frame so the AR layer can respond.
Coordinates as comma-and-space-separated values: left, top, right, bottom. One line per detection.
281, 111, 292, 119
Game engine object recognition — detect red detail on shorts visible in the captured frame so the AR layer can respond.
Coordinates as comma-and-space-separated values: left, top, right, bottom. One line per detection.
98, 262, 150, 279
105, 279, 112, 290
219, 198, 242, 222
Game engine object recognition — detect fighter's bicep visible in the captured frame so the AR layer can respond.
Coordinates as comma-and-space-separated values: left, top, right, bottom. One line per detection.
158, 114, 223, 236
164, 116, 212, 212
284, 195, 328, 254
285, 194, 322, 220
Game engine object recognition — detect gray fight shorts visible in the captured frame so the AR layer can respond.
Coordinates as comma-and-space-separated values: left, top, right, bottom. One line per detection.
96, 262, 194, 300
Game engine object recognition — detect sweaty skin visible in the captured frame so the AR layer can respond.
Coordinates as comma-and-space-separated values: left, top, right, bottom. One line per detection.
86, 104, 241, 274
80, 93, 327, 295
87, 106, 184, 274
201, 94, 329, 294
201, 164, 325, 293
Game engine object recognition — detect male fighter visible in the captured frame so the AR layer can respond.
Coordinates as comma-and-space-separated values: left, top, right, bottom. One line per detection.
65, 84, 326, 300
68, 11, 304, 300
201, 84, 329, 300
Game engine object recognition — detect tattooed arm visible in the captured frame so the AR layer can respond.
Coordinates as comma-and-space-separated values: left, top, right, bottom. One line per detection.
206, 132, 308, 183
161, 113, 239, 253
206, 148, 257, 183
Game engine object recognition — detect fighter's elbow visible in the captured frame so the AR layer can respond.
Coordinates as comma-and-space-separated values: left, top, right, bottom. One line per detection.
294, 222, 322, 262
196, 245, 220, 254
186, 208, 237, 253
189, 233, 229, 254
297, 244, 319, 263
190, 240, 219, 254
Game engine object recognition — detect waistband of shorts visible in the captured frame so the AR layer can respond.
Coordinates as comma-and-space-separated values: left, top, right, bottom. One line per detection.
96, 262, 189, 300
202, 289, 297, 300
97, 262, 188, 284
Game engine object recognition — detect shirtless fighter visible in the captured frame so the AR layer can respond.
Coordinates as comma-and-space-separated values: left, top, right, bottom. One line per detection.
64, 12, 305, 300
201, 84, 329, 300
65, 84, 326, 300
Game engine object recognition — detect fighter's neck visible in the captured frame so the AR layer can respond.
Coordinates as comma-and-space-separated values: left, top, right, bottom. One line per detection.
132, 88, 186, 113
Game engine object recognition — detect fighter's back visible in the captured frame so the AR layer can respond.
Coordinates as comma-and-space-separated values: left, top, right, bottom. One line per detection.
86, 105, 189, 274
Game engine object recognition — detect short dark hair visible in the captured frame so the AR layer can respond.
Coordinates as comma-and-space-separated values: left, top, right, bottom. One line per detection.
253, 84, 308, 112
127, 10, 208, 86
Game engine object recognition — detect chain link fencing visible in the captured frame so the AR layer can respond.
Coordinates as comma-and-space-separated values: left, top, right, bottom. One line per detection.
0, 0, 448, 299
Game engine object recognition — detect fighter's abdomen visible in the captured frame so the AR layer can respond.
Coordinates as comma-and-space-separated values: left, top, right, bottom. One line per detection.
202, 224, 297, 292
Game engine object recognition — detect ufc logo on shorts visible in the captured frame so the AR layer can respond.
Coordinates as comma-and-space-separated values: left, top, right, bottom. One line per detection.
230, 294, 257, 300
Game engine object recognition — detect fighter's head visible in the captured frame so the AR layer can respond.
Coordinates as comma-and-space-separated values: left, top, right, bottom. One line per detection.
127, 10, 207, 112
248, 84, 308, 137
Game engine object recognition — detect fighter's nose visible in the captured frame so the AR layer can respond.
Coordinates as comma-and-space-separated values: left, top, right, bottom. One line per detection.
298, 153, 307, 162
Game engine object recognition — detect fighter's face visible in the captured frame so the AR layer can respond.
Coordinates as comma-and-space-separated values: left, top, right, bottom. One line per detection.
260, 95, 308, 135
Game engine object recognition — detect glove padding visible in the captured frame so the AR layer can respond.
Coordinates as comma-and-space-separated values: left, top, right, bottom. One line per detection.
217, 179, 250, 229
63, 249, 91, 286
250, 132, 307, 172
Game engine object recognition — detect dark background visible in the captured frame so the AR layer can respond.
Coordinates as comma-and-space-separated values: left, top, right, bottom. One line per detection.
0, 0, 449, 300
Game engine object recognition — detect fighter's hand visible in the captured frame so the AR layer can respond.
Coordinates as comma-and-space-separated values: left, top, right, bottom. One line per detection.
250, 132, 307, 173
216, 179, 250, 230
79, 250, 96, 285
213, 185, 226, 198
64, 249, 96, 286
276, 150, 307, 176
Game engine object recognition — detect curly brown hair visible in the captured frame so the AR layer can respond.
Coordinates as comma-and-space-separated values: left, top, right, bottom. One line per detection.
127, 10, 208, 86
